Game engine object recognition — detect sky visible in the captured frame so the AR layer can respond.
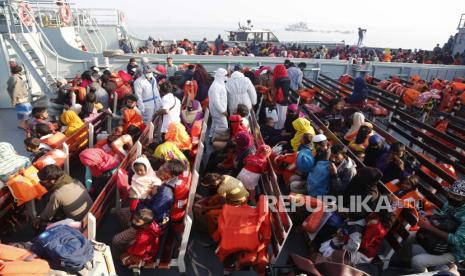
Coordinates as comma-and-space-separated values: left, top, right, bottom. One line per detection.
76, 0, 463, 50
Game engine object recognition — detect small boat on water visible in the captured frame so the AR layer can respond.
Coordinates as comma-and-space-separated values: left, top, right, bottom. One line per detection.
285, 22, 354, 35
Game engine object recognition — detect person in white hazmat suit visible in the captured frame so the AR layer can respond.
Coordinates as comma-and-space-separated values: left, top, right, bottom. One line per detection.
208, 68, 229, 137
133, 68, 162, 124
226, 69, 257, 115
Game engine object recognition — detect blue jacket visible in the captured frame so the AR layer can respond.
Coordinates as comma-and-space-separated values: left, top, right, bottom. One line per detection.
139, 178, 176, 223
347, 77, 368, 104
296, 145, 315, 176
307, 160, 330, 196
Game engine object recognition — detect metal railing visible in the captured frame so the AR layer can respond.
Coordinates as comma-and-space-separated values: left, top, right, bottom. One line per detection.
8, 2, 59, 81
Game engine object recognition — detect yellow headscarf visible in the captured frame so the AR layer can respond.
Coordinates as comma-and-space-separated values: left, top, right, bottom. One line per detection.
165, 122, 192, 151
61, 110, 85, 137
153, 141, 190, 169
290, 118, 316, 152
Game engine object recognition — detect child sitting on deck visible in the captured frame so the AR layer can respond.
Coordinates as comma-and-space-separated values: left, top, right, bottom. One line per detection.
113, 208, 161, 266
27, 107, 56, 137
129, 156, 162, 212
24, 137, 49, 162
121, 94, 145, 134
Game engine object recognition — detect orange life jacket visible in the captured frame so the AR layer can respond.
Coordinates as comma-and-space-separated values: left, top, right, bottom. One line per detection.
403, 88, 421, 107
40, 132, 67, 149
0, 244, 50, 275
439, 86, 459, 113
289, 193, 325, 233
213, 195, 271, 263
33, 149, 67, 170
6, 166, 47, 206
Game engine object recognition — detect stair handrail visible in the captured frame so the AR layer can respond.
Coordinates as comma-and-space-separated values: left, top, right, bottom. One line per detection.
77, 9, 100, 53
8, 2, 59, 81
89, 14, 107, 51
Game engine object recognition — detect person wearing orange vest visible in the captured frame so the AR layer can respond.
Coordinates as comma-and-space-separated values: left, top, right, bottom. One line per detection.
386, 175, 436, 218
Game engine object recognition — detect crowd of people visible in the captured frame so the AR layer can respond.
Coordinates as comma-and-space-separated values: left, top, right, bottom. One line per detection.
118, 33, 465, 65
2, 54, 465, 274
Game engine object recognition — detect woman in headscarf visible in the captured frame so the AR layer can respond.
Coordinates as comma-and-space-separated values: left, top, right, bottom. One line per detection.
164, 122, 192, 152
232, 131, 254, 176
344, 112, 365, 142
348, 122, 374, 158
229, 115, 248, 137
61, 110, 85, 137
80, 92, 103, 121
193, 64, 213, 106
79, 148, 120, 197
346, 77, 369, 106
61, 110, 88, 151
364, 134, 390, 167
181, 99, 203, 134
272, 65, 291, 130
283, 104, 304, 136
153, 141, 189, 169
0, 142, 31, 182
290, 118, 316, 152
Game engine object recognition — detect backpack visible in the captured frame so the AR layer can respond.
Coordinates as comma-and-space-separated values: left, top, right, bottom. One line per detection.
416, 214, 459, 255
31, 225, 94, 272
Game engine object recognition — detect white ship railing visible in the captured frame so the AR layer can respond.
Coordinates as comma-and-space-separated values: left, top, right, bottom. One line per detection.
9, 2, 59, 80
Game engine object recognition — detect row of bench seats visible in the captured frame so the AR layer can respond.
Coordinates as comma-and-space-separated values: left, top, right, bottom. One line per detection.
310, 75, 465, 175
0, 111, 110, 236
80, 109, 209, 273
302, 78, 453, 206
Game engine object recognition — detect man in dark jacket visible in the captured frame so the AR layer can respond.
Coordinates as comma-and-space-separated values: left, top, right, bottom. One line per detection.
34, 165, 93, 229
329, 144, 357, 196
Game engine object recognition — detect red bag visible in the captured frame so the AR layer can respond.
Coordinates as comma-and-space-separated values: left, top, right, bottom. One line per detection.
116, 168, 130, 201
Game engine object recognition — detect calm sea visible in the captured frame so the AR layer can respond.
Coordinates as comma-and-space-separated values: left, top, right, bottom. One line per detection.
127, 23, 440, 50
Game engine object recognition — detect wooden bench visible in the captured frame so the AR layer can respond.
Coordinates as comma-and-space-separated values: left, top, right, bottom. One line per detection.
300, 106, 418, 269
301, 78, 448, 208
81, 109, 209, 274
248, 110, 293, 262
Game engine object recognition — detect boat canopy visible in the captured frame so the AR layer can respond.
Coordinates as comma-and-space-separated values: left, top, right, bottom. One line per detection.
227, 29, 279, 43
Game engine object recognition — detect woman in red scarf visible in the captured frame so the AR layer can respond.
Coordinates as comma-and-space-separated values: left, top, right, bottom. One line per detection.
232, 131, 254, 176
229, 115, 248, 137
272, 64, 291, 130
79, 148, 120, 197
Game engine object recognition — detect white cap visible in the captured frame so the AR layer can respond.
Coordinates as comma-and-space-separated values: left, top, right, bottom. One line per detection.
312, 134, 327, 143
141, 57, 149, 63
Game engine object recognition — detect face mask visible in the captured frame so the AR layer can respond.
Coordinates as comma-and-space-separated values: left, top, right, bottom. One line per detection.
145, 73, 153, 80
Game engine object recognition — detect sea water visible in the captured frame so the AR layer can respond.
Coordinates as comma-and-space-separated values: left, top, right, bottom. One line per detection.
127, 23, 443, 50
